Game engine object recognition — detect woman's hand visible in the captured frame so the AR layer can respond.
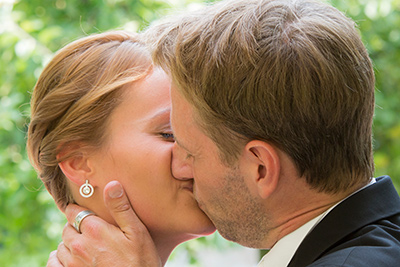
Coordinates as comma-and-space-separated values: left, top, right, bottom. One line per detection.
47, 181, 162, 267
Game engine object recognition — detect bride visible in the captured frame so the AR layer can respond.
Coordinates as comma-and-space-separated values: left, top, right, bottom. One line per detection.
27, 30, 215, 266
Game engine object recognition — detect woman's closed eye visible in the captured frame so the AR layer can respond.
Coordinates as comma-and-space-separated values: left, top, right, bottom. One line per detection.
160, 132, 175, 142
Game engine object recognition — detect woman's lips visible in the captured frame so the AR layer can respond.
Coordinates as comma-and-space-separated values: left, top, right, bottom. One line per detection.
181, 181, 194, 192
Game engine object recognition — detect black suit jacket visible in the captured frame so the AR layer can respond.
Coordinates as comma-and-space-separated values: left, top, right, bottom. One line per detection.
288, 176, 400, 267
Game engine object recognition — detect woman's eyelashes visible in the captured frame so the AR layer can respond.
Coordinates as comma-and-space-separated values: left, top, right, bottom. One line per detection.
160, 132, 175, 142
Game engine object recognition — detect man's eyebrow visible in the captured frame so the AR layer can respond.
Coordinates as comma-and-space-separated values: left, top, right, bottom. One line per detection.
173, 134, 190, 152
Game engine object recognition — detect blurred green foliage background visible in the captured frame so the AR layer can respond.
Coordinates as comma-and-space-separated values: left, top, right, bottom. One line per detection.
0, 0, 399, 266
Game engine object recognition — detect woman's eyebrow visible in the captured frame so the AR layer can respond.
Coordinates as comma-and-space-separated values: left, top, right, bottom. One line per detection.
149, 108, 171, 121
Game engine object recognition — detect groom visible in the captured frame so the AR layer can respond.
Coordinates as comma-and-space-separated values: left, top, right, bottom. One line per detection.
50, 0, 400, 266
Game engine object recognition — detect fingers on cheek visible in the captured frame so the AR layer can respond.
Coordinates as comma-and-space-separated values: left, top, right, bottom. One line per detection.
46, 250, 61, 267
63, 223, 102, 261
69, 240, 91, 260
63, 217, 103, 244
64, 240, 92, 265
62, 223, 71, 241
56, 242, 70, 265
58, 242, 68, 253
58, 238, 91, 264
82, 218, 103, 238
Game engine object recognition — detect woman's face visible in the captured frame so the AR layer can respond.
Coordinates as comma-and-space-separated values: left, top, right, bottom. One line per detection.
86, 68, 215, 242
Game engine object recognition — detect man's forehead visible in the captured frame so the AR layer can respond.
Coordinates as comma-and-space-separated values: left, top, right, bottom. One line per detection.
170, 107, 190, 148
170, 93, 200, 152
170, 85, 194, 124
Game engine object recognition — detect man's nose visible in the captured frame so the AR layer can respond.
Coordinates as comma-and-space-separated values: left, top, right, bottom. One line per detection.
171, 142, 193, 180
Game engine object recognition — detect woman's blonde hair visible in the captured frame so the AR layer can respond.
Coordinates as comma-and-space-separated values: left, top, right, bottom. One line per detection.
148, 0, 375, 193
27, 31, 152, 210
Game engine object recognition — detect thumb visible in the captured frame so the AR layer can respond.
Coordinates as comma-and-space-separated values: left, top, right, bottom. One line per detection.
104, 181, 162, 266
103, 181, 148, 239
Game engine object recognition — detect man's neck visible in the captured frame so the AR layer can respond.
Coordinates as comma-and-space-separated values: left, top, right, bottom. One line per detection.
261, 178, 366, 248
265, 201, 337, 248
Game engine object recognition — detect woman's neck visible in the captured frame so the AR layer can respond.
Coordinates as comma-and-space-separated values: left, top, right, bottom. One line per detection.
153, 233, 192, 266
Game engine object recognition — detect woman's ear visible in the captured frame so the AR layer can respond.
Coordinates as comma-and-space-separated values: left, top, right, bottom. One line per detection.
243, 140, 280, 199
57, 144, 93, 186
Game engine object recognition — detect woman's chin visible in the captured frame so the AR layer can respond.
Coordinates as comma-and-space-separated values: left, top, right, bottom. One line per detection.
190, 218, 217, 237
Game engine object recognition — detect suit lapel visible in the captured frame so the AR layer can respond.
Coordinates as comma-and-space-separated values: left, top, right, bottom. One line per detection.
288, 176, 400, 266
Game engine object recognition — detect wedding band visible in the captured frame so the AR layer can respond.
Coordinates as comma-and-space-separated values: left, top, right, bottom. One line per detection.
73, 210, 95, 233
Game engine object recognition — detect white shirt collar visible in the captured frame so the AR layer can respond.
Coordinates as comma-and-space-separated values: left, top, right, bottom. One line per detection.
257, 210, 327, 267
257, 178, 376, 267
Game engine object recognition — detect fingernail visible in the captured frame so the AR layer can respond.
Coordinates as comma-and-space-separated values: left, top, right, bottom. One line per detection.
108, 182, 123, 199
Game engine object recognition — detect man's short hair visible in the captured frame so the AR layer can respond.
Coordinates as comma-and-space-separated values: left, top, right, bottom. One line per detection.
148, 0, 375, 193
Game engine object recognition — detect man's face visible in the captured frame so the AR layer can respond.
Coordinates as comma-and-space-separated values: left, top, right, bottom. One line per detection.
170, 83, 267, 247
